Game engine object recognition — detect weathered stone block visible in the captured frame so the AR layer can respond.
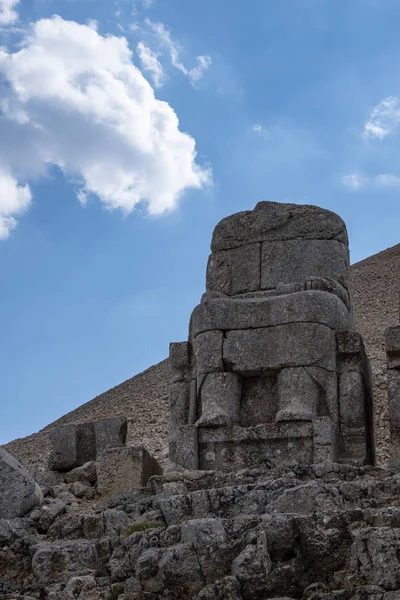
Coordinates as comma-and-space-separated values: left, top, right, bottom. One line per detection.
338, 370, 366, 428
211, 201, 348, 251
169, 381, 190, 439
197, 423, 314, 470
193, 330, 224, 375
93, 416, 127, 452
223, 323, 336, 374
192, 290, 351, 337
196, 372, 241, 427
175, 425, 199, 469
388, 370, 400, 425
169, 342, 191, 369
261, 239, 349, 290
276, 367, 321, 422
49, 423, 95, 471
0, 448, 43, 518
337, 330, 364, 355
313, 417, 337, 464
96, 445, 162, 494
206, 243, 261, 295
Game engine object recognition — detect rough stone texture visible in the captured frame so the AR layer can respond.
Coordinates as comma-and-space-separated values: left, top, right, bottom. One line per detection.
261, 238, 349, 289
96, 445, 162, 495
0, 448, 43, 519
191, 290, 351, 337
5, 463, 400, 598
206, 243, 261, 295
210, 201, 348, 251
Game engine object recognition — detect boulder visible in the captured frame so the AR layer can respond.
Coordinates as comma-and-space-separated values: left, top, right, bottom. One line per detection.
0, 447, 43, 519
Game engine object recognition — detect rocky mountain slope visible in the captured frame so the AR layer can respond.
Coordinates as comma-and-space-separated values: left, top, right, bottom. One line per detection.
4, 244, 400, 474
3, 461, 400, 599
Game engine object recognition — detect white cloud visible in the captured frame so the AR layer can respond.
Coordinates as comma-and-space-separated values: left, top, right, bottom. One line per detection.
0, 168, 31, 239
342, 171, 400, 190
341, 171, 366, 190
137, 41, 165, 87
252, 123, 268, 137
0, 16, 211, 237
0, 0, 19, 25
364, 96, 400, 140
146, 18, 211, 85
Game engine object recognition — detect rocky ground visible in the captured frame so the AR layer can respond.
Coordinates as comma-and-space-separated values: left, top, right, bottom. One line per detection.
3, 462, 400, 599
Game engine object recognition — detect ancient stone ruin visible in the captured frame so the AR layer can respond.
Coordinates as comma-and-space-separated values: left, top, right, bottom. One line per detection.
169, 201, 375, 471
5, 201, 400, 600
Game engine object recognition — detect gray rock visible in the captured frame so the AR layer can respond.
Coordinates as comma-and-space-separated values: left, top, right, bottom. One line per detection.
191, 290, 351, 337
193, 330, 224, 375
0, 447, 43, 519
211, 201, 348, 251
93, 416, 127, 453
206, 243, 261, 295
65, 461, 97, 485
196, 373, 241, 427
96, 445, 162, 495
49, 423, 96, 471
223, 323, 336, 373
261, 238, 349, 290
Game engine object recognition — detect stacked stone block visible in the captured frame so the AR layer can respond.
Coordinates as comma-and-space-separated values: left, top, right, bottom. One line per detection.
385, 325, 400, 464
170, 201, 375, 471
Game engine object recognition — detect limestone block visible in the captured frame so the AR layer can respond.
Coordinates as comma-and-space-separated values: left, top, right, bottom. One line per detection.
388, 370, 400, 425
223, 323, 336, 374
312, 417, 337, 463
169, 341, 191, 369
196, 372, 241, 427
93, 416, 127, 454
206, 243, 261, 295
338, 370, 366, 429
49, 423, 95, 471
169, 380, 190, 439
337, 330, 366, 356
386, 325, 400, 370
64, 461, 97, 485
174, 425, 199, 469
261, 239, 349, 290
211, 201, 348, 252
276, 367, 322, 422
193, 330, 224, 375
304, 276, 350, 309
0, 448, 43, 519
191, 290, 351, 337
96, 445, 162, 495
197, 423, 314, 471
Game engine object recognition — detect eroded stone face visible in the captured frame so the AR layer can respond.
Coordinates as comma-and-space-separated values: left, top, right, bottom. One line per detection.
170, 201, 374, 471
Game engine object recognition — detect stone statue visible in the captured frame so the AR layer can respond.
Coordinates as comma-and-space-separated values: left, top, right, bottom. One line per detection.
169, 202, 375, 471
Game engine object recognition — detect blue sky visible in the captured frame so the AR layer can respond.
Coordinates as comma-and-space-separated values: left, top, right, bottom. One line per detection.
1, 0, 400, 444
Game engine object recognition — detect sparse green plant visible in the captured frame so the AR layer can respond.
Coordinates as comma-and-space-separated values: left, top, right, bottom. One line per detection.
122, 521, 162, 536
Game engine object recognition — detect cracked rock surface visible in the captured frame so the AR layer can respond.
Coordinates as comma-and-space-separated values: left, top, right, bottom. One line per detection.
4, 463, 400, 599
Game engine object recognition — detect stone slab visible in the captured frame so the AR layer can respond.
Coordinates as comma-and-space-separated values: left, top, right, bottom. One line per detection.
96, 445, 162, 495
261, 239, 349, 290
49, 423, 95, 471
386, 326, 400, 370
169, 381, 190, 438
0, 448, 43, 519
223, 323, 337, 374
191, 290, 351, 337
174, 426, 199, 470
193, 330, 224, 375
93, 416, 127, 453
197, 423, 314, 471
206, 243, 261, 296
196, 372, 241, 427
211, 201, 348, 251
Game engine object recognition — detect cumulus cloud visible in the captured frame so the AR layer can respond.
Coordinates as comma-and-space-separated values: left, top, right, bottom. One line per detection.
0, 16, 211, 238
364, 96, 400, 140
342, 171, 400, 189
146, 18, 211, 85
137, 41, 165, 87
0, 169, 31, 239
0, 0, 18, 25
